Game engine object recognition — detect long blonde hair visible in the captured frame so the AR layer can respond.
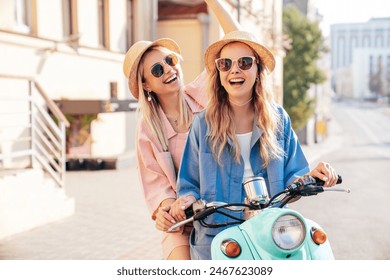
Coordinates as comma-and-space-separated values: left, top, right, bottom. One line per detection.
137, 46, 193, 151
205, 50, 284, 167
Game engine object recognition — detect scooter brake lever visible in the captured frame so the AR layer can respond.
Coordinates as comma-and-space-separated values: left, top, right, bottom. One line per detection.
167, 217, 194, 233
323, 186, 351, 193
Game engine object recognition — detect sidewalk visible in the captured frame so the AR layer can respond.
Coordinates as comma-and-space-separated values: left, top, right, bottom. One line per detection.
302, 113, 344, 165
0, 118, 343, 260
0, 165, 162, 260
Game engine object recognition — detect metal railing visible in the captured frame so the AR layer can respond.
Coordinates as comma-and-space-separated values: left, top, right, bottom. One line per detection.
0, 74, 70, 188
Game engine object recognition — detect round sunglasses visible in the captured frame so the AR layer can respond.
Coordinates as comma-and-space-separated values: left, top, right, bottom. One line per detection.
150, 53, 179, 78
215, 56, 257, 72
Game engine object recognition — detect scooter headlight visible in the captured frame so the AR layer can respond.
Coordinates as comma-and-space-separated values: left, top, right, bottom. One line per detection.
272, 214, 306, 250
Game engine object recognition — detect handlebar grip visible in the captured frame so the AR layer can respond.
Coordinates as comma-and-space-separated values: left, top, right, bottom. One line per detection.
185, 205, 194, 219
315, 175, 342, 186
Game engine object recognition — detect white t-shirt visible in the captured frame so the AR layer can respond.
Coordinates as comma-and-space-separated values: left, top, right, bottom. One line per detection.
236, 131, 254, 181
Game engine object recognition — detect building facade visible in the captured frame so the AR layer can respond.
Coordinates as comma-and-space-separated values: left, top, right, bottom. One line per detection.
0, 0, 283, 162
331, 18, 390, 99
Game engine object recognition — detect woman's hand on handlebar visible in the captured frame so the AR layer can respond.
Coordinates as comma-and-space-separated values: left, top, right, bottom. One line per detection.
308, 161, 338, 188
169, 195, 196, 222
155, 198, 178, 232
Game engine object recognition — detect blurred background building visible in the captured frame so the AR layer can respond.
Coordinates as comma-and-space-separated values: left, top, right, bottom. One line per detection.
331, 18, 390, 101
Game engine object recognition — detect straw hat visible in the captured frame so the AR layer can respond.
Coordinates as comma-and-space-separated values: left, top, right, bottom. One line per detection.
123, 38, 181, 99
204, 30, 275, 74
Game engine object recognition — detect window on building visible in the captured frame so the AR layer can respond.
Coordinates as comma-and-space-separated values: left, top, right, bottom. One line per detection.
98, 0, 110, 49
375, 29, 384, 48
14, 0, 37, 34
126, 0, 134, 51
387, 55, 390, 95
337, 37, 345, 68
363, 36, 370, 48
375, 35, 384, 48
63, 0, 79, 44
350, 36, 358, 65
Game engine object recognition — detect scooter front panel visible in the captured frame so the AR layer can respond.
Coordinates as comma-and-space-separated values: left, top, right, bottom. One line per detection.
211, 226, 256, 260
304, 219, 335, 260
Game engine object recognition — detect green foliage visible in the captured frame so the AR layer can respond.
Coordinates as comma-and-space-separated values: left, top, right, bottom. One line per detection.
283, 6, 327, 130
369, 56, 384, 96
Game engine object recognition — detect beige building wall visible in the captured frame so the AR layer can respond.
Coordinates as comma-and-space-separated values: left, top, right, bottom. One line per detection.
0, 0, 133, 160
157, 19, 204, 85
36, 0, 63, 41
109, 0, 128, 52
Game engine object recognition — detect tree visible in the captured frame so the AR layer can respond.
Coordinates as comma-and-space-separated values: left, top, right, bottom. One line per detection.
282, 6, 327, 130
369, 55, 384, 97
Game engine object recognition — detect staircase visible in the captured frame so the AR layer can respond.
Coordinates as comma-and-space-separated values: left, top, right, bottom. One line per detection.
0, 74, 75, 239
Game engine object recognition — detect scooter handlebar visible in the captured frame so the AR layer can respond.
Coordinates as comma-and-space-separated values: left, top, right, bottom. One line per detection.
314, 175, 342, 186
167, 216, 194, 233
323, 186, 351, 193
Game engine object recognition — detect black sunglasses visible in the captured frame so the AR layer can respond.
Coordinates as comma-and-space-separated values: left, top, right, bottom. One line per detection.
150, 53, 179, 78
215, 56, 257, 72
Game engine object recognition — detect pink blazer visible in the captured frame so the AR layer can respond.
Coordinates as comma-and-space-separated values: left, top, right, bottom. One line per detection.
135, 70, 207, 219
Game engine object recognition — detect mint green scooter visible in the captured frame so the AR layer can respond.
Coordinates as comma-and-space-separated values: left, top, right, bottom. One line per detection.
169, 175, 349, 260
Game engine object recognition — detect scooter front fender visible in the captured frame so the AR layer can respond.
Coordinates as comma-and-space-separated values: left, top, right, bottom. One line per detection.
211, 208, 334, 260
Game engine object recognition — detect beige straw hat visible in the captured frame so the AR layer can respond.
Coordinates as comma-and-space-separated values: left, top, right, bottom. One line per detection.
123, 38, 181, 99
204, 30, 275, 74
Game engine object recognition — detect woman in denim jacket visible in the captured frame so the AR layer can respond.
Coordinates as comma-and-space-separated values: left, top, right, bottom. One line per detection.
122, 0, 242, 260
170, 30, 339, 260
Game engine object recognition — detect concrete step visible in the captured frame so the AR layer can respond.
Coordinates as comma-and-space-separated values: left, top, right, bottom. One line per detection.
0, 168, 75, 239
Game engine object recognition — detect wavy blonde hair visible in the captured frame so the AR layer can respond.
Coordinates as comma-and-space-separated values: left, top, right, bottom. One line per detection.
205, 50, 284, 167
137, 46, 193, 151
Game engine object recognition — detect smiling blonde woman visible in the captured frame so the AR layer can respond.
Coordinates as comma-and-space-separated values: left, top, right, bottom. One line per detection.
122, 0, 241, 260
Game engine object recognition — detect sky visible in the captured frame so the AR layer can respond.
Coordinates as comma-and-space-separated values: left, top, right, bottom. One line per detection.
316, 0, 390, 36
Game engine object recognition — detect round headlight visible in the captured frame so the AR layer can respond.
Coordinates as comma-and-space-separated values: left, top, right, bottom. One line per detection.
272, 214, 306, 250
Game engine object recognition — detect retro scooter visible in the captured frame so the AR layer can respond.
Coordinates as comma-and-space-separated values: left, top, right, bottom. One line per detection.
168, 175, 350, 260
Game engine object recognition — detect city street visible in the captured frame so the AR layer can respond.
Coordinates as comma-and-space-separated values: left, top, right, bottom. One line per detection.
291, 100, 390, 259
0, 100, 389, 260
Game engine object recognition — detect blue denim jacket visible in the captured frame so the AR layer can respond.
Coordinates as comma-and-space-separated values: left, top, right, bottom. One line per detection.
177, 104, 310, 260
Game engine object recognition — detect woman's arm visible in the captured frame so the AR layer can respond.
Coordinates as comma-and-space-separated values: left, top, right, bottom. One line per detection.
205, 0, 242, 33
170, 116, 203, 221
136, 125, 177, 221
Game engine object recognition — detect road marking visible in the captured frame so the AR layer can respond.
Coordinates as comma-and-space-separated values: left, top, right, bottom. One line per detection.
345, 110, 381, 145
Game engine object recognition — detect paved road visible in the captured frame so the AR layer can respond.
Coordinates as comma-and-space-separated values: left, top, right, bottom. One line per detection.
291, 100, 390, 260
1, 102, 371, 260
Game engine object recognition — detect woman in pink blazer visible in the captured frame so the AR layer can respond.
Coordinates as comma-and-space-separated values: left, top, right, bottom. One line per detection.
122, 0, 241, 259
